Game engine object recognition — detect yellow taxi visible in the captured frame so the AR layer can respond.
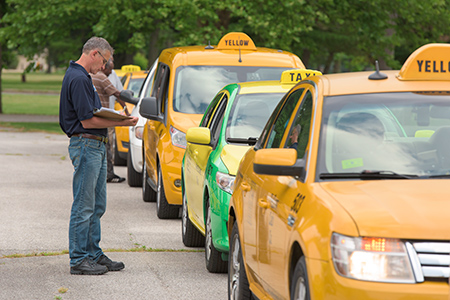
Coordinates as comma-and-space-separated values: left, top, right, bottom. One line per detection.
228, 43, 450, 300
139, 32, 305, 219
114, 64, 141, 79
182, 69, 321, 273
113, 70, 148, 167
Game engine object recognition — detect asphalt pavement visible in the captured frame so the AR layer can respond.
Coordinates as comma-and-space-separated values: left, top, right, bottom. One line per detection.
0, 123, 227, 300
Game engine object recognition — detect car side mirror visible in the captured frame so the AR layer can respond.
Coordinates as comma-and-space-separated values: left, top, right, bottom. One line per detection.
253, 148, 306, 178
119, 90, 139, 105
139, 96, 161, 121
186, 127, 211, 145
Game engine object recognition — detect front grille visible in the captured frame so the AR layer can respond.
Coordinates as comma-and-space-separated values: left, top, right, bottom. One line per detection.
406, 241, 450, 282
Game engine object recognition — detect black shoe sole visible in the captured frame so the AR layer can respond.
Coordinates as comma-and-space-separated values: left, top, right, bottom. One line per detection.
70, 269, 108, 275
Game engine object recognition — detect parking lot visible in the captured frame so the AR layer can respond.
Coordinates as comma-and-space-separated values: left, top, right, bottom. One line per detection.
0, 126, 227, 299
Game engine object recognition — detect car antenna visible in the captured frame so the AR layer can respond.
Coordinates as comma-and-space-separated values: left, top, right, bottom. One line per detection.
205, 41, 214, 49
368, 60, 388, 80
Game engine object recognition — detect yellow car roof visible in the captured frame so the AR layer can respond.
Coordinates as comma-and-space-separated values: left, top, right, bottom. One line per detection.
158, 32, 305, 69
123, 70, 148, 78
238, 69, 323, 94
315, 43, 450, 96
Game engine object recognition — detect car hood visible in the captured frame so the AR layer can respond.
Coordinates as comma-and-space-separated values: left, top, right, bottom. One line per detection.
221, 145, 252, 176
171, 112, 203, 133
319, 180, 450, 239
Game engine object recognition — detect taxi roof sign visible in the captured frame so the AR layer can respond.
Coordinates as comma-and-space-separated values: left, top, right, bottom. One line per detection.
398, 43, 450, 81
280, 69, 322, 84
216, 32, 257, 50
121, 64, 141, 72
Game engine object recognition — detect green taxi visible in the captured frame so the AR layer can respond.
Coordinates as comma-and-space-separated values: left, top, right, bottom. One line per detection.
181, 69, 321, 273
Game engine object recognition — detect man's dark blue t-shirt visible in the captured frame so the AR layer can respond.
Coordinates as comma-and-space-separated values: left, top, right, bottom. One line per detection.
59, 61, 107, 137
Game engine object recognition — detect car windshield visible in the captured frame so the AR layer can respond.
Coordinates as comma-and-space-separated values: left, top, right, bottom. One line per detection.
316, 92, 450, 179
226, 93, 284, 140
173, 66, 289, 114
128, 77, 145, 96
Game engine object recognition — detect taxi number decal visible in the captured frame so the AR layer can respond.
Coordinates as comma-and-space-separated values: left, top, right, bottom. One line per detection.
417, 60, 450, 73
342, 158, 364, 169
291, 193, 305, 212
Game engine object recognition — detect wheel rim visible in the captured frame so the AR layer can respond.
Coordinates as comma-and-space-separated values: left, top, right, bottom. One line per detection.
205, 207, 212, 261
293, 276, 306, 300
182, 193, 188, 236
229, 234, 240, 300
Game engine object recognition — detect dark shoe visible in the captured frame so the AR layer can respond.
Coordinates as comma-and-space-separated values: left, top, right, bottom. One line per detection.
70, 258, 108, 275
107, 174, 125, 183
97, 254, 125, 271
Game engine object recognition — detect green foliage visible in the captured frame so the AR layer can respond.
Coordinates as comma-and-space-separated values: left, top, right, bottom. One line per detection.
1, 0, 450, 73
133, 52, 148, 70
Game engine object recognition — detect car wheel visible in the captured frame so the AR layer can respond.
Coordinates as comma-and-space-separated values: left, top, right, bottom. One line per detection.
142, 158, 156, 202
113, 133, 127, 166
228, 222, 251, 300
127, 150, 142, 187
156, 166, 180, 219
205, 202, 227, 273
181, 190, 204, 247
290, 256, 310, 300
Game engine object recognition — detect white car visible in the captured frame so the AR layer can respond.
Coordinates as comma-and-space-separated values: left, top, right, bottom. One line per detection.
126, 59, 158, 187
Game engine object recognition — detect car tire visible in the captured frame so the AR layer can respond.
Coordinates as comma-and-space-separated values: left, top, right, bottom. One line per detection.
156, 166, 180, 219
113, 134, 127, 166
181, 190, 204, 247
228, 222, 251, 300
290, 256, 310, 300
205, 202, 227, 273
127, 150, 142, 187
142, 158, 156, 202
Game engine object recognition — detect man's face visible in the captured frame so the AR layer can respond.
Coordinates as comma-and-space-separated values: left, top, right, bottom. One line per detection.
102, 59, 114, 76
91, 50, 111, 74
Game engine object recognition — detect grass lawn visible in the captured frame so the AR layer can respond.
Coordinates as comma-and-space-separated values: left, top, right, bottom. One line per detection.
2, 93, 59, 115
2, 72, 63, 93
0, 122, 64, 134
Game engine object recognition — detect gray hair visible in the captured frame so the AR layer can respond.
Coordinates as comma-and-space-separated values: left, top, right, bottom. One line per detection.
82, 37, 114, 55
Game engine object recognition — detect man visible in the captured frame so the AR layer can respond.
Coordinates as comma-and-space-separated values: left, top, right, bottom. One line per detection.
91, 58, 128, 183
59, 37, 138, 275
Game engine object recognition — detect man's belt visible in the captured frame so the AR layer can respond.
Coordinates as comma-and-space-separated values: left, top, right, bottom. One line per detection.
73, 133, 108, 144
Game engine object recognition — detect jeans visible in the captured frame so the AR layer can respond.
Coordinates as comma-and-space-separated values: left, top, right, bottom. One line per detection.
68, 136, 107, 266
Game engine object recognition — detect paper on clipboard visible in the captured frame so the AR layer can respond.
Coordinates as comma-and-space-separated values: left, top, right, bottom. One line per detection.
93, 107, 132, 120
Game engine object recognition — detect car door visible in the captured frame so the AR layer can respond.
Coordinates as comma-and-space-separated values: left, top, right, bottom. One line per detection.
185, 92, 227, 227
145, 63, 170, 184
256, 87, 314, 297
239, 88, 305, 285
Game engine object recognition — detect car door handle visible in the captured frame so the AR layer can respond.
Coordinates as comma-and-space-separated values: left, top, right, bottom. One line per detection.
240, 182, 251, 191
258, 198, 270, 209
150, 125, 156, 130
193, 150, 199, 156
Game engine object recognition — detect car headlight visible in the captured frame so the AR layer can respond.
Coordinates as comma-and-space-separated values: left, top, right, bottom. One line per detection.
331, 233, 415, 283
135, 126, 144, 140
170, 126, 186, 149
216, 172, 235, 194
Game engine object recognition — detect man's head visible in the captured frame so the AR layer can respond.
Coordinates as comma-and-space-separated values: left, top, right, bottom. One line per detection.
79, 37, 114, 74
102, 58, 114, 76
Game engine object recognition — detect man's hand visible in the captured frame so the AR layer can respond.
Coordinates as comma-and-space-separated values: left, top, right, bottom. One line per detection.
122, 116, 138, 127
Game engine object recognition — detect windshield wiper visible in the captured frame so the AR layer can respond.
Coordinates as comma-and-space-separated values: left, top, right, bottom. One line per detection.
320, 170, 418, 180
226, 137, 258, 145
427, 174, 450, 179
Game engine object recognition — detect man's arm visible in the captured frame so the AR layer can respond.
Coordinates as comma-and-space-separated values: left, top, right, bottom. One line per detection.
81, 116, 138, 129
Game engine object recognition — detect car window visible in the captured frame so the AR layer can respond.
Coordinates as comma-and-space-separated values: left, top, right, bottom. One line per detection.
173, 66, 290, 114
226, 93, 284, 140
317, 92, 450, 177
209, 95, 228, 147
265, 89, 305, 149
201, 92, 225, 127
284, 91, 313, 159
128, 77, 145, 96
151, 64, 170, 114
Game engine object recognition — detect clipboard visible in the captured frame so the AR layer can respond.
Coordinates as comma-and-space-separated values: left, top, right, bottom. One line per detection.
93, 108, 132, 121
